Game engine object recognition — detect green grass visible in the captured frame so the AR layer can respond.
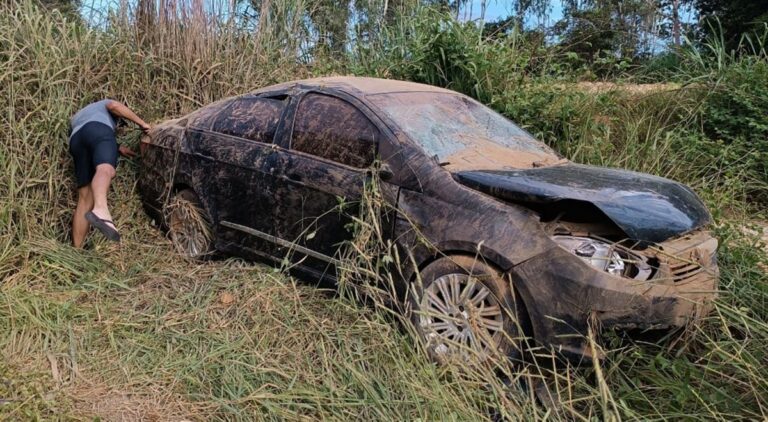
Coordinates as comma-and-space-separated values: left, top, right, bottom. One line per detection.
1, 0, 767, 419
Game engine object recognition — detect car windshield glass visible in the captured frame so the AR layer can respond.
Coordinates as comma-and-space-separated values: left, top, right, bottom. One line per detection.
368, 92, 560, 170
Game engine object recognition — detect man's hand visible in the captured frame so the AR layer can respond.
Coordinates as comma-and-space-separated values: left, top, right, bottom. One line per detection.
119, 145, 137, 158
105, 101, 152, 135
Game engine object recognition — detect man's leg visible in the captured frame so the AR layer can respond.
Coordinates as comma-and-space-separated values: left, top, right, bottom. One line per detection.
90, 163, 117, 231
72, 185, 93, 248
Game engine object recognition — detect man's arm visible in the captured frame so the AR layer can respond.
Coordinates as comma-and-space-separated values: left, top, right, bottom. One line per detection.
106, 100, 151, 133
107, 100, 147, 157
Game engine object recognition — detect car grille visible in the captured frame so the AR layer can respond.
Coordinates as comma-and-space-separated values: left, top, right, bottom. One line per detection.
659, 245, 717, 284
652, 231, 718, 285
668, 259, 706, 283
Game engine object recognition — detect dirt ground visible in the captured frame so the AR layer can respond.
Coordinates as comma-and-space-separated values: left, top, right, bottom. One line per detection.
573, 81, 680, 94
761, 222, 768, 244
748, 220, 768, 247
745, 221, 768, 271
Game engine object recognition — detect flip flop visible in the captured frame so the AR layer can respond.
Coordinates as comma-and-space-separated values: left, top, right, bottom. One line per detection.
85, 211, 121, 242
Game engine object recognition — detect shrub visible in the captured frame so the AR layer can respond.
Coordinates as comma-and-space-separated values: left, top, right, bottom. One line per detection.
683, 29, 768, 203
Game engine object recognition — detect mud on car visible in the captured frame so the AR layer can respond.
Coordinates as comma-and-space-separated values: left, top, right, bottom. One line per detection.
139, 77, 719, 363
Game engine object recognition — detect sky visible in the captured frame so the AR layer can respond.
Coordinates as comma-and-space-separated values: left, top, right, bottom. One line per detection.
463, 0, 696, 28
79, 0, 554, 26
461, 0, 564, 25
79, 0, 697, 33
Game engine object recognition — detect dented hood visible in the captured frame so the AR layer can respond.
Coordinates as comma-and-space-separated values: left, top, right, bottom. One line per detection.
454, 164, 711, 243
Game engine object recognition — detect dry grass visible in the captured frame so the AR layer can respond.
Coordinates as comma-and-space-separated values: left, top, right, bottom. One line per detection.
1, 0, 767, 420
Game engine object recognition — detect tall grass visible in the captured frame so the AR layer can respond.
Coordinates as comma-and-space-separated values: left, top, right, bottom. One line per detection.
1, 0, 767, 419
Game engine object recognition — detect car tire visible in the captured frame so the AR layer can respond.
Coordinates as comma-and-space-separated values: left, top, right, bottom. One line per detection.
410, 255, 528, 363
164, 189, 214, 260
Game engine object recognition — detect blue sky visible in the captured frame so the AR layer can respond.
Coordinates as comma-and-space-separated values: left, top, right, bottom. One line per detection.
80, 0, 696, 31
460, 0, 566, 26
79, 0, 553, 24
463, 0, 696, 27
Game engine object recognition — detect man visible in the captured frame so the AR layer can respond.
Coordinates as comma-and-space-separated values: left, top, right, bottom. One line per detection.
68, 99, 151, 247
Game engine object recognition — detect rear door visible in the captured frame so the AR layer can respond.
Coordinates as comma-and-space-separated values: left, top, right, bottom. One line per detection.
270, 92, 380, 276
187, 95, 287, 260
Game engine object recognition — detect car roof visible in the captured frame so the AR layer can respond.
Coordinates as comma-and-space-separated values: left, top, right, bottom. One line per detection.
255, 76, 456, 96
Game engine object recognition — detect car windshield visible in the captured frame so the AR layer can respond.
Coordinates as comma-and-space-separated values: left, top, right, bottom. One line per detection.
368, 92, 562, 170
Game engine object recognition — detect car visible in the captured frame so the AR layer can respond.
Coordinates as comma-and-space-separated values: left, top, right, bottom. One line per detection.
138, 76, 719, 363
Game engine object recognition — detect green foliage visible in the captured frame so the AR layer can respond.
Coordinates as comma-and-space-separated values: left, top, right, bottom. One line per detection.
352, 7, 550, 103
634, 51, 684, 82
680, 29, 768, 202
702, 61, 768, 141
695, 0, 768, 50
550, 0, 662, 78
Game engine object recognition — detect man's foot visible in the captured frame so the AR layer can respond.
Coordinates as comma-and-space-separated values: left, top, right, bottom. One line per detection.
85, 211, 120, 242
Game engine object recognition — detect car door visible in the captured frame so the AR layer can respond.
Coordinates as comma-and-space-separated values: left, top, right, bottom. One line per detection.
270, 92, 380, 277
186, 95, 287, 260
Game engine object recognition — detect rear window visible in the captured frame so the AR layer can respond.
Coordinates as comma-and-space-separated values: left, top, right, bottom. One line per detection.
186, 99, 231, 131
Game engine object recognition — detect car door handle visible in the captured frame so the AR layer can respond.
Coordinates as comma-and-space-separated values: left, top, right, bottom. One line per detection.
287, 172, 302, 182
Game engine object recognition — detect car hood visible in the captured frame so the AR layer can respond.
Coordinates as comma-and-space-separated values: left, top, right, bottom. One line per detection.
454, 164, 711, 243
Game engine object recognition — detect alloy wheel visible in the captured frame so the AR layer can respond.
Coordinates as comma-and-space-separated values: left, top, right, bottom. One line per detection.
418, 272, 505, 359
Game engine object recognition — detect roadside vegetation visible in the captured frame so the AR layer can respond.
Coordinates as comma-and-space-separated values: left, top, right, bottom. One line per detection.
1, 0, 766, 419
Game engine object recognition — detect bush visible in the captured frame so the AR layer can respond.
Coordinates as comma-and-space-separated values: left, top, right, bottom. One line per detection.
700, 60, 768, 200
682, 30, 768, 203
351, 7, 551, 103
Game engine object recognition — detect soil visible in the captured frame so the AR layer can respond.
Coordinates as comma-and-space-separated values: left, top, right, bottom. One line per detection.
758, 221, 768, 256
573, 81, 680, 94
744, 220, 768, 271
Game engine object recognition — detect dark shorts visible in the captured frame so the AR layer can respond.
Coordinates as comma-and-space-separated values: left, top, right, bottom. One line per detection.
69, 122, 118, 188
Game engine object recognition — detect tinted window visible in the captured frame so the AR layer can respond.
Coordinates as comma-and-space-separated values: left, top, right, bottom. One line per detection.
212, 97, 285, 143
291, 94, 377, 168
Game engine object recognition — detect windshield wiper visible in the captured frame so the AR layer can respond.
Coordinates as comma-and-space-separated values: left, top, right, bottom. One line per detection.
432, 154, 450, 167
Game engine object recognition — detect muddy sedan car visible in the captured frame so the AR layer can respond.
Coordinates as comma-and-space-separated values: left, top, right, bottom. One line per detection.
139, 77, 718, 362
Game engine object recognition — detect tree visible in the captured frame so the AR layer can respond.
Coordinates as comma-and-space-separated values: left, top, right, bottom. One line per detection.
556, 0, 662, 64
308, 1, 351, 58
694, 0, 768, 50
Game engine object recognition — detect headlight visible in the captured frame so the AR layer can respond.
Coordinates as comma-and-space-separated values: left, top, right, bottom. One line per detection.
552, 235, 652, 280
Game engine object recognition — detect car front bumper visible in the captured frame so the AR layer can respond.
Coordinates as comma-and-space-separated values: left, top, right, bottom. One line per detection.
511, 230, 719, 362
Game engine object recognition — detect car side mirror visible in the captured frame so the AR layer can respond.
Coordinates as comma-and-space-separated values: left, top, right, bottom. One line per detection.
378, 163, 394, 182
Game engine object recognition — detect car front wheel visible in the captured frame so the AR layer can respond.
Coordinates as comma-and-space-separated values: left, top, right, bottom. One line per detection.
411, 255, 528, 363
164, 189, 213, 260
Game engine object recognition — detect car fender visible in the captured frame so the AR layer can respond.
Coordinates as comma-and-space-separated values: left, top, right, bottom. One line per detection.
394, 184, 553, 281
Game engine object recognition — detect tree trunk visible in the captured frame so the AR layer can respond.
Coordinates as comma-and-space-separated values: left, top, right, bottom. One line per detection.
672, 0, 680, 46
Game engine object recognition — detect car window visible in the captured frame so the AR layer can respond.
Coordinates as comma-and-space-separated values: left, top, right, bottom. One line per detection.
290, 93, 377, 168
367, 92, 561, 170
187, 99, 232, 131
211, 97, 285, 143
